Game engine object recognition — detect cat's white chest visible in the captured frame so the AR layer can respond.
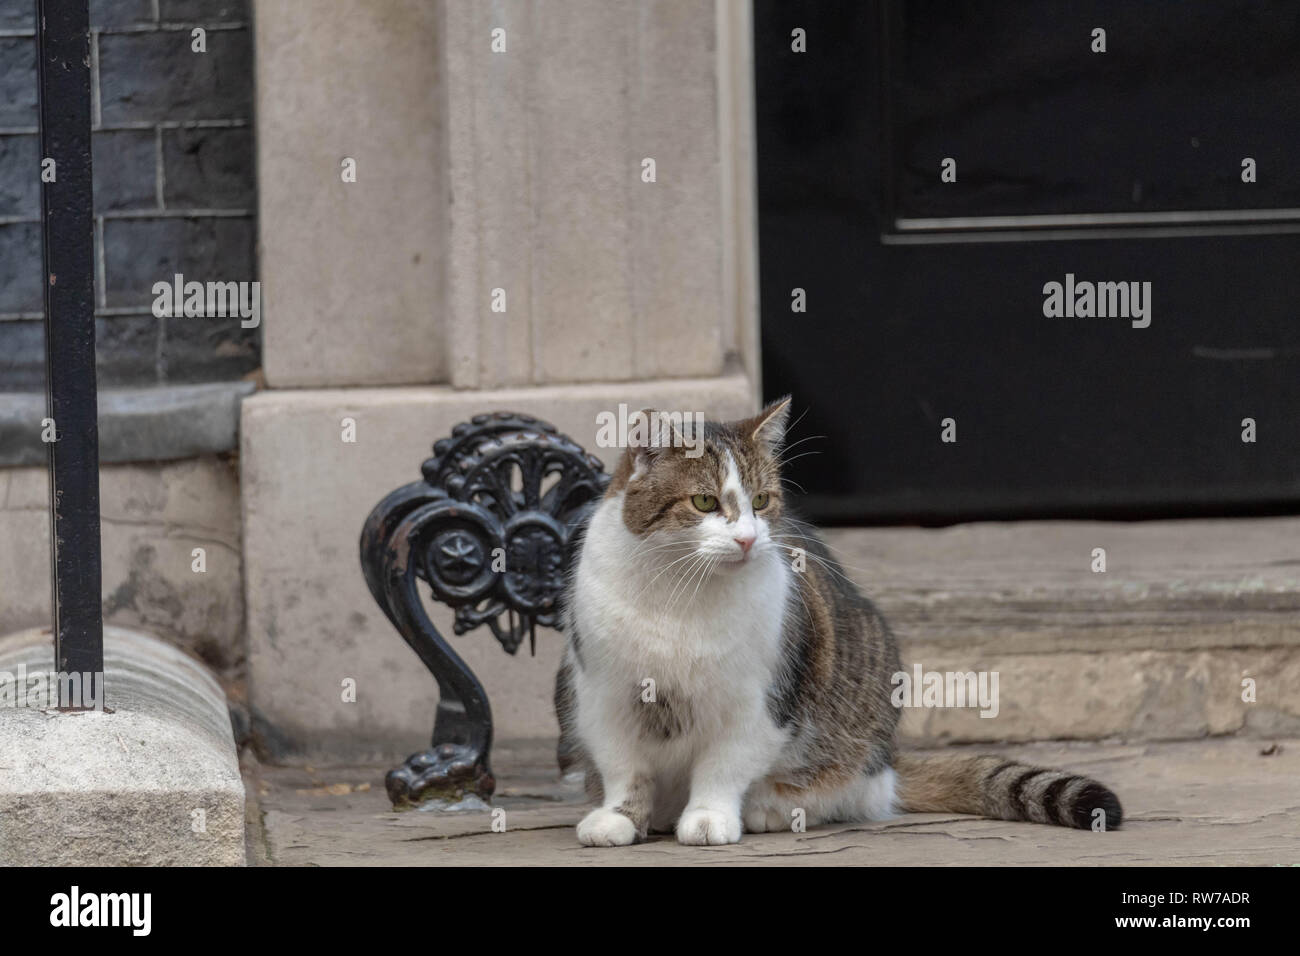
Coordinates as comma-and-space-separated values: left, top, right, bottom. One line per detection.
571, 496, 789, 696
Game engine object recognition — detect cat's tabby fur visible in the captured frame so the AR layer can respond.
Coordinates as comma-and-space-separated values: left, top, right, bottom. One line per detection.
556, 398, 1123, 845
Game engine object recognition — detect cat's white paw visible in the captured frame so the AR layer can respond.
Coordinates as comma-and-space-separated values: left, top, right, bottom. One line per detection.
577, 807, 638, 847
676, 807, 742, 845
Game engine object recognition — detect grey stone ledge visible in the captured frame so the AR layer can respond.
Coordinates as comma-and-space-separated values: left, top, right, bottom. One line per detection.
0, 380, 255, 466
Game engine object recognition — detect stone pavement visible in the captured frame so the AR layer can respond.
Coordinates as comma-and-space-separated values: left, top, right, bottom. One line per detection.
243, 736, 1300, 866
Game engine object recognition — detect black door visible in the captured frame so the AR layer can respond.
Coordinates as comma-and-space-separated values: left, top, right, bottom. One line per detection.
756, 0, 1300, 523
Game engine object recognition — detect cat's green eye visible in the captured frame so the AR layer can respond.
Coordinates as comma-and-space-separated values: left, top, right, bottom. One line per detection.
691, 493, 718, 512
752, 492, 770, 510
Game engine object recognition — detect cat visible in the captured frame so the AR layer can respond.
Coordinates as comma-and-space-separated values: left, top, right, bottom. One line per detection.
555, 397, 1123, 846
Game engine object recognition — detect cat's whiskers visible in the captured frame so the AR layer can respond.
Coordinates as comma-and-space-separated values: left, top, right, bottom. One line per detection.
776, 517, 882, 568
769, 534, 870, 587
783, 570, 816, 634
628, 548, 705, 605
780, 406, 813, 446
662, 553, 720, 625
629, 536, 697, 560
631, 543, 699, 567
664, 547, 729, 620
774, 430, 822, 457
655, 551, 710, 624
772, 449, 822, 468
682, 554, 723, 614
771, 432, 824, 467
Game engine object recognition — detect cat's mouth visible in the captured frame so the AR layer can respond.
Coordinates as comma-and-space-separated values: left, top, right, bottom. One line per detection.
715, 549, 755, 569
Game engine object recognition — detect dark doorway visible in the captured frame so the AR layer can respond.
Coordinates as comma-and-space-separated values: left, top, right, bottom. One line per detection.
756, 0, 1300, 524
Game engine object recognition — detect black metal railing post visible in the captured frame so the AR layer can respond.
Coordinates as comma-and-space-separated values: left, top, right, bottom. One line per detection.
37, 0, 103, 709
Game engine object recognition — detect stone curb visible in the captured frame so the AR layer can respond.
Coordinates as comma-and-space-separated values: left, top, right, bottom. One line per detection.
0, 625, 245, 866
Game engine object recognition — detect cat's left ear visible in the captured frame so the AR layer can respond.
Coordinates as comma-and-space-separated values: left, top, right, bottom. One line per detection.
742, 395, 792, 453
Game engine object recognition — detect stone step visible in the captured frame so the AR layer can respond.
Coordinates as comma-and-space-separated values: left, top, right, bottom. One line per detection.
823, 519, 1300, 744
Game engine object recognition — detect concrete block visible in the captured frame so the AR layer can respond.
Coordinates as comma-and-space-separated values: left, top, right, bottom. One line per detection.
240, 375, 754, 759
0, 458, 244, 676
0, 626, 245, 866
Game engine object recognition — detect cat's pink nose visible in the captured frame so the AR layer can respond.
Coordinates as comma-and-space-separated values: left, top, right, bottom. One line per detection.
734, 535, 755, 555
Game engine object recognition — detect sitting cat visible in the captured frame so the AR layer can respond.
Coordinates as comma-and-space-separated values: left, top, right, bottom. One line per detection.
555, 398, 1122, 846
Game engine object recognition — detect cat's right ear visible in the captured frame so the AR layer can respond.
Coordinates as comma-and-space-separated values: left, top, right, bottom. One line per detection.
743, 395, 792, 453
627, 407, 672, 479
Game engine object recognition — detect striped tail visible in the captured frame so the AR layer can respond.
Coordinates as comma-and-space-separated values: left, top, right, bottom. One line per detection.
894, 753, 1123, 830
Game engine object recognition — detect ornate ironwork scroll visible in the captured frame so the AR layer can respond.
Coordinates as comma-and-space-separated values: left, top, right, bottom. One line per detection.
360, 412, 610, 808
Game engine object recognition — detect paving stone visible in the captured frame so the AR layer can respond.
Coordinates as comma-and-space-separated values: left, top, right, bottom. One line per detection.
248, 736, 1300, 866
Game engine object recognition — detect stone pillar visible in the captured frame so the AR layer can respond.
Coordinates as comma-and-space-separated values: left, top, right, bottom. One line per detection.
254, 0, 447, 387
444, 0, 731, 388
244, 0, 758, 759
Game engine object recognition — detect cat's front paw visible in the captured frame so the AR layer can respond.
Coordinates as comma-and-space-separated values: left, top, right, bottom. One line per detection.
676, 807, 742, 845
577, 807, 638, 847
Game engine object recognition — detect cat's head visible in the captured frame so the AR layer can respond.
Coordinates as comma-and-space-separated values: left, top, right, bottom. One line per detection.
609, 397, 792, 569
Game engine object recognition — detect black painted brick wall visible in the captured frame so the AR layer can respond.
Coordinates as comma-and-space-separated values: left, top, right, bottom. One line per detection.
0, 0, 256, 391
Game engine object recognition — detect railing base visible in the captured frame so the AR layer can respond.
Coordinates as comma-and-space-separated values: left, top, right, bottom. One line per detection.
385, 742, 496, 810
